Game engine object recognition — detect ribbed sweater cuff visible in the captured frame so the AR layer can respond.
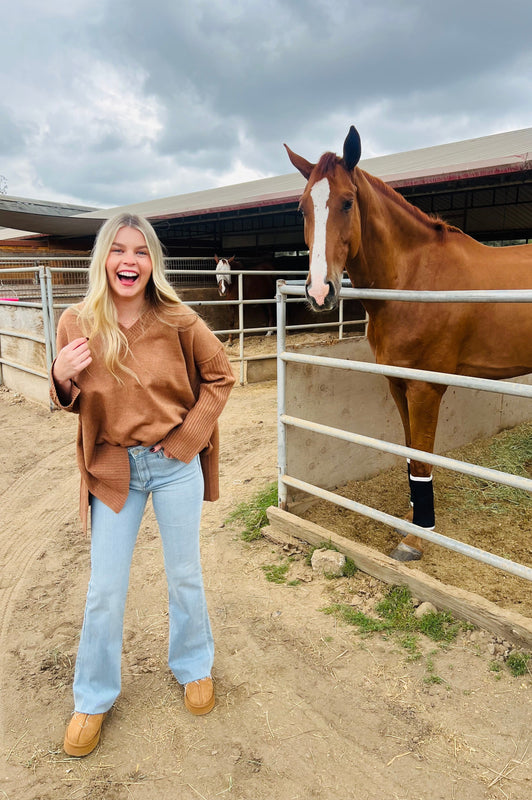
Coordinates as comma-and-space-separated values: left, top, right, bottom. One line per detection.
161, 349, 234, 462
49, 362, 81, 411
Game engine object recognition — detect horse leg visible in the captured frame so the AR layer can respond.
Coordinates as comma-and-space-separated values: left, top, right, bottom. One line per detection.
228, 304, 236, 346
389, 380, 446, 562
388, 379, 414, 520
388, 378, 411, 447
264, 302, 274, 336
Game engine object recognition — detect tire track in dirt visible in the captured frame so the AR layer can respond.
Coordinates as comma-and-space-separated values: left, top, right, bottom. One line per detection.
0, 443, 77, 746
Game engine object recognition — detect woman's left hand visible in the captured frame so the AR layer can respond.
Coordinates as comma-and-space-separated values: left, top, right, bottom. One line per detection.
150, 443, 164, 454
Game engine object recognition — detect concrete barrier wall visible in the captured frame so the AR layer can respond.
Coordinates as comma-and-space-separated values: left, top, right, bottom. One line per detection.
0, 304, 49, 405
285, 337, 532, 504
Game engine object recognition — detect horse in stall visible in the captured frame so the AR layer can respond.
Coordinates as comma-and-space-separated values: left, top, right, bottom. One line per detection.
214, 255, 277, 345
285, 126, 532, 562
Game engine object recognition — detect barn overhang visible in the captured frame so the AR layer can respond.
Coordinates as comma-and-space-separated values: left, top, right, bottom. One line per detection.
1, 128, 531, 253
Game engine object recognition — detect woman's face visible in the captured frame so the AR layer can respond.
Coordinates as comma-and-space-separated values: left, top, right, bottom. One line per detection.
105, 226, 153, 304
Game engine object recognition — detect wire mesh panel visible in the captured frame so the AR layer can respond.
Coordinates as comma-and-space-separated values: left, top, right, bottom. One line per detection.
47, 257, 216, 302
0, 262, 42, 300
0, 258, 92, 301
165, 258, 215, 288
49, 259, 91, 301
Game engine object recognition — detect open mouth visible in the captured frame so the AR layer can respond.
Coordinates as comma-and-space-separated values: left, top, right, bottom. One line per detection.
117, 271, 139, 285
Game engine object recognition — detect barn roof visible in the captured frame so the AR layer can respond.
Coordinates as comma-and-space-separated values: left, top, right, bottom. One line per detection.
0, 196, 101, 240
1, 126, 531, 241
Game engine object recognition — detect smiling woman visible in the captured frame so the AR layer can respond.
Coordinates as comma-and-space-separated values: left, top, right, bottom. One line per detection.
49, 212, 235, 756
65, 213, 181, 382
104, 226, 154, 324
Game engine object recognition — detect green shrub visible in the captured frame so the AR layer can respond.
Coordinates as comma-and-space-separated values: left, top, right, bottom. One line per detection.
506, 651, 530, 677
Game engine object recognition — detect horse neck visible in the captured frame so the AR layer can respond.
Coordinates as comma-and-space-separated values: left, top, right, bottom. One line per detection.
351, 169, 437, 289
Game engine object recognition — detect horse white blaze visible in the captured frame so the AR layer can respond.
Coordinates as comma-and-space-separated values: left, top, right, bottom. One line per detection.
308, 178, 330, 305
216, 259, 231, 295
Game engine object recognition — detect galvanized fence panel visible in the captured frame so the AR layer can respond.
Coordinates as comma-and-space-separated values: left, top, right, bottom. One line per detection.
276, 281, 532, 581
45, 264, 365, 384
0, 260, 366, 392
0, 260, 44, 300
0, 267, 50, 395
165, 258, 217, 288
171, 268, 366, 383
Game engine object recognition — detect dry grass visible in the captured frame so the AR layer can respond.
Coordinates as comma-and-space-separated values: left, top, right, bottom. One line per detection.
302, 421, 532, 616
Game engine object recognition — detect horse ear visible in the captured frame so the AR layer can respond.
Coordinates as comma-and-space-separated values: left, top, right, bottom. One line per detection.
214, 254, 219, 263
342, 126, 361, 172
284, 143, 315, 180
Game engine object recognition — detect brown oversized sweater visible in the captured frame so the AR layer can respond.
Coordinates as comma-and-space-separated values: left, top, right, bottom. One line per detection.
50, 303, 235, 530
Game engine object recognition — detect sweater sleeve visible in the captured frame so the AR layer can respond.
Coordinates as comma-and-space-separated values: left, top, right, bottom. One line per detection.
160, 324, 235, 462
49, 309, 82, 413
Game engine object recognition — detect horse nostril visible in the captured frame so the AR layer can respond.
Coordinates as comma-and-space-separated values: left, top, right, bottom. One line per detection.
323, 281, 338, 310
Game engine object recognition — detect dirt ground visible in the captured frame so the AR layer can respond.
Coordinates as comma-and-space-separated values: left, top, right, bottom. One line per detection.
1, 378, 531, 800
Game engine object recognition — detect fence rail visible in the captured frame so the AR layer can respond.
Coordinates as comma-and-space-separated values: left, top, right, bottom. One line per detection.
0, 262, 366, 394
276, 281, 532, 582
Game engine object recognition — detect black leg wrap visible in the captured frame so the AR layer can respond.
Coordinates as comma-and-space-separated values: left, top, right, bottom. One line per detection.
410, 475, 435, 529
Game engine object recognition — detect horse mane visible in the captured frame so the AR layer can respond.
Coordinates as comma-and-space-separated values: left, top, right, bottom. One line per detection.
314, 152, 341, 180
311, 153, 463, 237
362, 170, 463, 237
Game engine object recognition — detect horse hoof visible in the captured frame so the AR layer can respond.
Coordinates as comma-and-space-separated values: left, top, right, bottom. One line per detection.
389, 542, 422, 562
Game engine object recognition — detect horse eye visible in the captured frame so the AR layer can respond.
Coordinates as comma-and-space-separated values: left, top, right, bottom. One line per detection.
342, 199, 353, 212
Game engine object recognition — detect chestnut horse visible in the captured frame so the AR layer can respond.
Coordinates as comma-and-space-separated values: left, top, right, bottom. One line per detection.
214, 255, 276, 344
285, 126, 532, 561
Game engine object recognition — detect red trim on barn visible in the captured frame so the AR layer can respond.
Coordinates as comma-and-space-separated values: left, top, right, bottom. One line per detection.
148, 161, 531, 222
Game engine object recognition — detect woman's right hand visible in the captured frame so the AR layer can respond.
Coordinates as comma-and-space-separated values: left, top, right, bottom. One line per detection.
53, 337, 92, 384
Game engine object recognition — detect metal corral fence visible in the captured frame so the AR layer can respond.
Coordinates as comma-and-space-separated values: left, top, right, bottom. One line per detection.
0, 259, 366, 391
0, 266, 51, 385
276, 281, 532, 582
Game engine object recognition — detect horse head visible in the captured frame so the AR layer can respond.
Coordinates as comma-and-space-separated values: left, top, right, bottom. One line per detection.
284, 126, 362, 311
214, 254, 235, 296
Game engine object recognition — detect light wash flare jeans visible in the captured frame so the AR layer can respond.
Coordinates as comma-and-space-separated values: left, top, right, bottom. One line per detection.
73, 446, 214, 715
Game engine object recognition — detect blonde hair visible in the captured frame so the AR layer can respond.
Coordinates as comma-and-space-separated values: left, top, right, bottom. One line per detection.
78, 212, 182, 381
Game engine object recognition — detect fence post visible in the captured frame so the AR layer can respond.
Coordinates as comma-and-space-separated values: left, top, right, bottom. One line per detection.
276, 280, 288, 510
45, 268, 56, 361
38, 266, 54, 410
237, 271, 245, 384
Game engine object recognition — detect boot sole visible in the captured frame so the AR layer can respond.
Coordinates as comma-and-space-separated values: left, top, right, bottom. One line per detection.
64, 729, 102, 757
63, 714, 106, 757
184, 693, 215, 715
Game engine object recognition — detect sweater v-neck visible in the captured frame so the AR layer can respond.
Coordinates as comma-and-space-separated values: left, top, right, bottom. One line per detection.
119, 307, 157, 344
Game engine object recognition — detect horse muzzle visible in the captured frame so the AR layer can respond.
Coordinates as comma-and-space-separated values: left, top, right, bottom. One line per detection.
305, 280, 338, 312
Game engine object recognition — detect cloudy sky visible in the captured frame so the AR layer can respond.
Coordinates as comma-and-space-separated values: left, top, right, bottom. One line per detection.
2, 0, 532, 209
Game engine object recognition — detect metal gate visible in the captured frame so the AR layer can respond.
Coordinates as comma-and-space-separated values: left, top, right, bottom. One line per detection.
276, 281, 532, 581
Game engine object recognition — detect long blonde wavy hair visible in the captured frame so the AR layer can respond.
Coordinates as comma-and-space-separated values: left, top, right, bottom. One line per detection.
78, 212, 182, 381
